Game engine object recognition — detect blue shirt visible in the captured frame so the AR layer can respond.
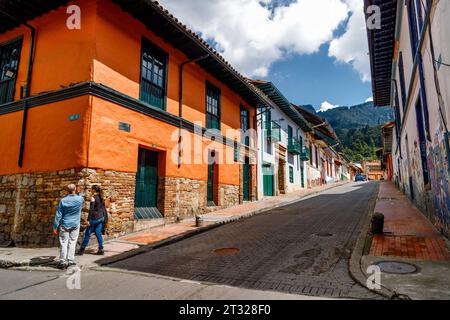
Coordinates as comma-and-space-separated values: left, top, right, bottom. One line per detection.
53, 194, 84, 230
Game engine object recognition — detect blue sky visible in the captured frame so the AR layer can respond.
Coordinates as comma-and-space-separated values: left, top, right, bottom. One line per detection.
161, 0, 373, 111
267, 44, 372, 108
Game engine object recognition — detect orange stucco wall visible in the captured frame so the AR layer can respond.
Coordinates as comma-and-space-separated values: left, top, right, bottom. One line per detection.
0, 0, 255, 187
88, 97, 240, 185
0, 97, 90, 175
93, 0, 255, 137
0, 0, 96, 99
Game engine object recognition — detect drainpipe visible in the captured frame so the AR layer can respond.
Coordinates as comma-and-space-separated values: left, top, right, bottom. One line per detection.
178, 54, 209, 168
15, 21, 36, 168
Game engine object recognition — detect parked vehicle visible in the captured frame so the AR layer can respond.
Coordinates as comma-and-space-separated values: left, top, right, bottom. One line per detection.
355, 174, 366, 182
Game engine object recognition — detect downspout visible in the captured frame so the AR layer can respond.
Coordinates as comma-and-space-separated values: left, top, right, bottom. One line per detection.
18, 23, 36, 168
178, 54, 209, 168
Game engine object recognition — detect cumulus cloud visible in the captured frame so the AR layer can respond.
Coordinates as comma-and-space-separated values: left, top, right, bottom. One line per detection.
328, 0, 371, 82
365, 96, 374, 102
160, 0, 350, 77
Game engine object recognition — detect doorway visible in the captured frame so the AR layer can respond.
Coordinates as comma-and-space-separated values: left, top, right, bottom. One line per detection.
134, 148, 162, 220
243, 157, 250, 201
263, 165, 274, 197
207, 151, 218, 206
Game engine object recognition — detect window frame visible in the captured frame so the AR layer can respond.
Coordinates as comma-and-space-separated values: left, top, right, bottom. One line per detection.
205, 81, 221, 130
139, 38, 169, 111
240, 105, 250, 146
398, 52, 407, 110
287, 125, 293, 146
0, 37, 23, 105
289, 166, 294, 184
407, 0, 420, 61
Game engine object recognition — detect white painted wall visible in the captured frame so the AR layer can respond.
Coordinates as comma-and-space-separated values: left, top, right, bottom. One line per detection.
391, 0, 450, 224
257, 105, 308, 198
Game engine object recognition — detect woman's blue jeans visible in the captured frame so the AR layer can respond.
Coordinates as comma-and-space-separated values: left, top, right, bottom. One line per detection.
81, 218, 104, 250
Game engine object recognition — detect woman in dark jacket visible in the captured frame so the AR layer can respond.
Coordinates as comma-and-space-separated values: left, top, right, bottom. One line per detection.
78, 185, 108, 256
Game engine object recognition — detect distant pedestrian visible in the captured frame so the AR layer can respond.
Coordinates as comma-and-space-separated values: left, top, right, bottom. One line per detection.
78, 185, 108, 256
53, 184, 84, 270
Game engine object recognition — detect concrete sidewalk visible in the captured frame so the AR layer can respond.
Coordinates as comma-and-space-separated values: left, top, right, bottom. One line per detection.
0, 181, 348, 271
355, 181, 450, 300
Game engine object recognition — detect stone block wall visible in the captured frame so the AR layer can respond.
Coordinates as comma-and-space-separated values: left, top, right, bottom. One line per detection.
219, 184, 240, 208
1, 167, 249, 247
0, 168, 135, 248
157, 177, 207, 220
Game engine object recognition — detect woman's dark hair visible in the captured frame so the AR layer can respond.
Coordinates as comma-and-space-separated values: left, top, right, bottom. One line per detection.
92, 185, 104, 204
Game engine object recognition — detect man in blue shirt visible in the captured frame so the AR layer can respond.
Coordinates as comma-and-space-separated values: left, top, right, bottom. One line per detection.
53, 184, 84, 269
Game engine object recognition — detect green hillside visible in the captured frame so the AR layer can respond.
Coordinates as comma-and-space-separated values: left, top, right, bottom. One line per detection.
299, 102, 394, 161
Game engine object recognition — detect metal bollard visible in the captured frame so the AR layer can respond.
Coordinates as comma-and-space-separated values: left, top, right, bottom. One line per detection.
371, 212, 385, 235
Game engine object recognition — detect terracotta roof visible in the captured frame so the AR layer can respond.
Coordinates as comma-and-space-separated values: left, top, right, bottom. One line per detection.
249, 80, 311, 132
292, 104, 339, 143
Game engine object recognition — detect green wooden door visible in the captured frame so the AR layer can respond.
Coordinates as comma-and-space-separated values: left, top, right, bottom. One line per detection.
135, 149, 161, 219
263, 173, 274, 197
243, 158, 250, 201
301, 166, 305, 188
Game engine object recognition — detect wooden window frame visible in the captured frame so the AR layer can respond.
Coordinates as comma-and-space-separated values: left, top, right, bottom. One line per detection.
139, 38, 168, 111
206, 81, 221, 130
0, 37, 23, 105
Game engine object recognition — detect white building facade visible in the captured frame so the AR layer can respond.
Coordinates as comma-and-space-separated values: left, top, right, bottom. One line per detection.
252, 81, 311, 198
366, 0, 450, 237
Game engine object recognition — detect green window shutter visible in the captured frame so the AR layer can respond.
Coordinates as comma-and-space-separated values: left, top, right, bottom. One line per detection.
234, 141, 239, 162
206, 82, 221, 130
288, 126, 293, 145
140, 40, 168, 110
289, 167, 294, 183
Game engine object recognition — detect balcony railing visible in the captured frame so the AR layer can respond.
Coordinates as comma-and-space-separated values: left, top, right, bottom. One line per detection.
265, 121, 281, 143
288, 138, 302, 155
300, 146, 311, 161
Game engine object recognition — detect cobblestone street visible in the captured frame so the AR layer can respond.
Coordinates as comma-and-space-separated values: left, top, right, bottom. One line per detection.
110, 182, 381, 299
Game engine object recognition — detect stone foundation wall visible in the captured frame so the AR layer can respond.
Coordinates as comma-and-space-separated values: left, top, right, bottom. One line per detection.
158, 177, 241, 219
0, 169, 135, 248
219, 184, 240, 208
158, 177, 207, 220
1, 168, 245, 247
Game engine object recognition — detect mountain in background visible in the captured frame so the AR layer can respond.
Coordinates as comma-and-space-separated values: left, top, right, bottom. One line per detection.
299, 102, 393, 130
298, 102, 394, 161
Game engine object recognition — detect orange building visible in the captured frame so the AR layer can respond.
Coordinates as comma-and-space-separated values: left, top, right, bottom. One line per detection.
0, 0, 269, 247
380, 122, 395, 182
363, 160, 384, 181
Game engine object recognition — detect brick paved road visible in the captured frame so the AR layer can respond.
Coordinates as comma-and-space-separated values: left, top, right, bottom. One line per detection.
110, 182, 381, 299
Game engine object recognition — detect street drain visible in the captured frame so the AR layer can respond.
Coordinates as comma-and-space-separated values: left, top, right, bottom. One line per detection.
376, 261, 418, 274
314, 233, 333, 238
213, 248, 240, 256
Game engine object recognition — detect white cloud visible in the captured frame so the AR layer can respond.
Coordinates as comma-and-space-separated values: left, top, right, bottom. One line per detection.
318, 101, 340, 112
365, 96, 374, 102
328, 0, 371, 82
160, 0, 350, 77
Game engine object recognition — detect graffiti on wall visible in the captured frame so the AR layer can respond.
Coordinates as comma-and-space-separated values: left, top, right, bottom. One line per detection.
428, 127, 450, 236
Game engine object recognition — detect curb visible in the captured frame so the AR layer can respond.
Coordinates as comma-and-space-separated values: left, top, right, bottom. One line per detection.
347, 182, 407, 300
96, 181, 350, 266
